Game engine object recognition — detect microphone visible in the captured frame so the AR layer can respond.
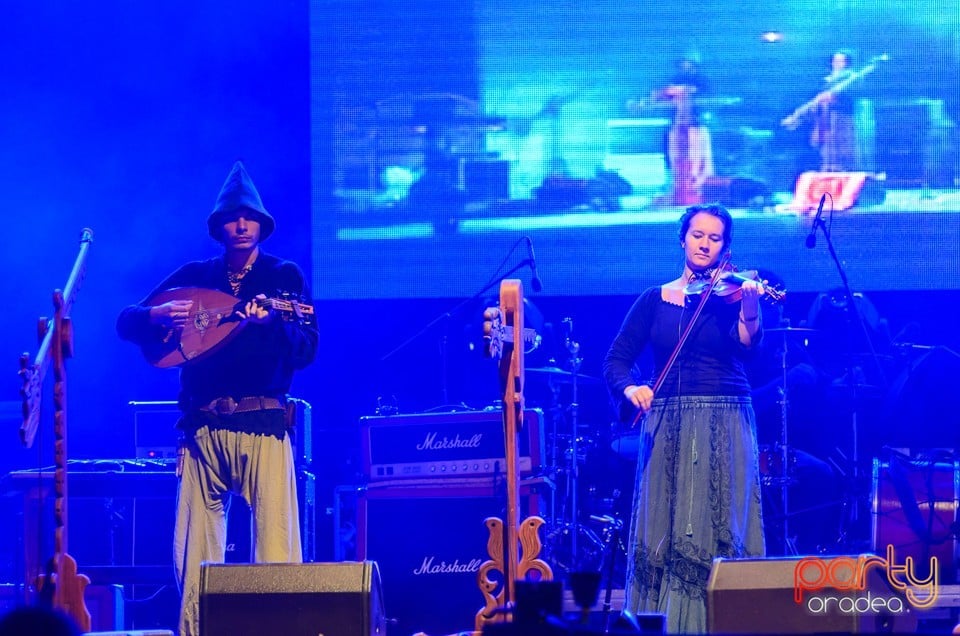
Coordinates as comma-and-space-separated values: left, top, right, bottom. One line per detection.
524, 237, 543, 292
805, 193, 826, 249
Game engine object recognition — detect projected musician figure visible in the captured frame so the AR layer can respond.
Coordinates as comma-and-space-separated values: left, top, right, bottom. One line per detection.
648, 52, 715, 205
782, 49, 862, 172
116, 161, 318, 636
602, 204, 766, 634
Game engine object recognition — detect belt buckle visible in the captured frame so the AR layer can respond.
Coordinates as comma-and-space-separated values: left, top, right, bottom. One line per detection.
215, 397, 237, 415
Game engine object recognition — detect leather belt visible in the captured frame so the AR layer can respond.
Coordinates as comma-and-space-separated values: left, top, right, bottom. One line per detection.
197, 396, 284, 415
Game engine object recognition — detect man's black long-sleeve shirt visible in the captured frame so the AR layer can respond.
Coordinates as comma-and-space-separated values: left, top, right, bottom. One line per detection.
117, 252, 318, 437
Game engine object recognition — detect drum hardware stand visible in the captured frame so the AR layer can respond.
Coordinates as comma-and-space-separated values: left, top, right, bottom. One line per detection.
544, 318, 604, 574
587, 513, 626, 633
775, 327, 798, 556
761, 324, 803, 556
544, 383, 561, 523
831, 360, 883, 552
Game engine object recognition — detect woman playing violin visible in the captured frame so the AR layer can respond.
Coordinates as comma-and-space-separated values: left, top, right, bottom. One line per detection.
602, 204, 766, 634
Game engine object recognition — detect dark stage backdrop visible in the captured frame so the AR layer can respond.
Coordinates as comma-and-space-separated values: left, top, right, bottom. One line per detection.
1, 2, 311, 473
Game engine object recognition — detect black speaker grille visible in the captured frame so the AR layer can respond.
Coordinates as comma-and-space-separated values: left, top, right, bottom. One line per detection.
199, 561, 385, 636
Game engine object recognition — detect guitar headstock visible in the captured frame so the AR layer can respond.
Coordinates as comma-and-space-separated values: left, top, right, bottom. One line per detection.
482, 306, 504, 360
19, 353, 41, 446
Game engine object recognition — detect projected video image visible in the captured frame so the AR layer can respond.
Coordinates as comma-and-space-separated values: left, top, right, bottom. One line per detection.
316, 1, 959, 299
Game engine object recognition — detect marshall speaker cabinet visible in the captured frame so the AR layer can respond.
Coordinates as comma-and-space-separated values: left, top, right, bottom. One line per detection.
355, 409, 550, 634
356, 477, 552, 636
359, 408, 544, 480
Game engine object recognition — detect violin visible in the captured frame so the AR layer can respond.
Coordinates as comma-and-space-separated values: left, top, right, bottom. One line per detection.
683, 267, 786, 304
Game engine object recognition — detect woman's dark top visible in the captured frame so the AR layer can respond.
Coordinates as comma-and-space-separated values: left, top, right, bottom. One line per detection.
603, 285, 761, 417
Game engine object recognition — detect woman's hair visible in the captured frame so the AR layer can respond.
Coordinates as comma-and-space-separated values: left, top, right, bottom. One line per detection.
678, 203, 733, 249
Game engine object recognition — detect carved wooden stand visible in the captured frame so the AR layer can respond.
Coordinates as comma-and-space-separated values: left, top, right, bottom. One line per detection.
475, 279, 553, 633
19, 228, 94, 631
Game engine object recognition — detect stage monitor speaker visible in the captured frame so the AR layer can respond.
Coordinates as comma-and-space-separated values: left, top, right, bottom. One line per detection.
707, 556, 919, 634
198, 561, 385, 636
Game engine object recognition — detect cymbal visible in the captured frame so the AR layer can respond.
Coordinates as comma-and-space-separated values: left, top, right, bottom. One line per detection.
843, 352, 898, 364
527, 366, 600, 385
766, 327, 819, 335
765, 327, 818, 342
828, 380, 884, 397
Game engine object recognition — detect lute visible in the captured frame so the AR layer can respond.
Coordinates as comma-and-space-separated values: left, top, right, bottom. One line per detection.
142, 287, 314, 368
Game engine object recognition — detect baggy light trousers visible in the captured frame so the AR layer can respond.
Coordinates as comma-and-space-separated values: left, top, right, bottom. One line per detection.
174, 425, 301, 636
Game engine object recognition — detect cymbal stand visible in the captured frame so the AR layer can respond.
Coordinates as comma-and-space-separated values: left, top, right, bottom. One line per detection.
545, 381, 563, 527
546, 318, 604, 574
774, 328, 798, 555
565, 317, 583, 563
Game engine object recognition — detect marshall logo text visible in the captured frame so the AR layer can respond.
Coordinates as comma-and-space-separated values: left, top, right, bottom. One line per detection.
416, 432, 483, 451
413, 556, 483, 575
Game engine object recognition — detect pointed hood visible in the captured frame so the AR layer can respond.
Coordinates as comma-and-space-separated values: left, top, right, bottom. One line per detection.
207, 161, 275, 241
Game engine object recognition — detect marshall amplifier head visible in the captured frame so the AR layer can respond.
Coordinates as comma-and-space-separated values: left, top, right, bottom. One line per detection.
360, 408, 544, 480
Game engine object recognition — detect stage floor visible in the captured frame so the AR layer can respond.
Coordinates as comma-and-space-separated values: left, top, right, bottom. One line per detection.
320, 186, 960, 299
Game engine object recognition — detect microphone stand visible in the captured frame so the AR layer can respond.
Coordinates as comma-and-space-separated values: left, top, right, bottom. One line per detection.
810, 215, 886, 536
380, 259, 535, 405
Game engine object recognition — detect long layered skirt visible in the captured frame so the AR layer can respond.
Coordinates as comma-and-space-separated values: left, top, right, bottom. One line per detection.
624, 395, 766, 634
